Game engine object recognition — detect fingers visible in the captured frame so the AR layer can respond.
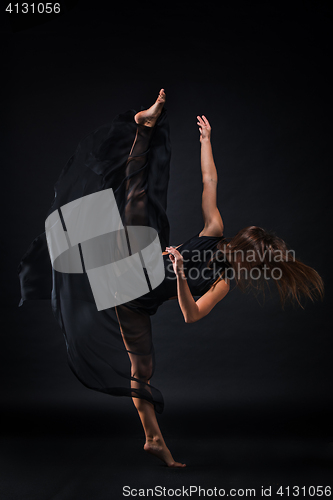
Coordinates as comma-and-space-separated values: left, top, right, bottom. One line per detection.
166, 249, 175, 261
166, 246, 178, 254
202, 115, 210, 127
197, 116, 205, 130
167, 248, 175, 263
166, 246, 181, 258
197, 115, 204, 125
196, 115, 210, 128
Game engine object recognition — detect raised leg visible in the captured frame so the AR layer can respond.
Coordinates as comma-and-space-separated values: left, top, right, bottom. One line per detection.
123, 123, 154, 227
123, 89, 166, 226
134, 88, 166, 127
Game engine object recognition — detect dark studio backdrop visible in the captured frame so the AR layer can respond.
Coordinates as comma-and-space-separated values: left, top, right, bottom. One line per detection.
1, 0, 333, 496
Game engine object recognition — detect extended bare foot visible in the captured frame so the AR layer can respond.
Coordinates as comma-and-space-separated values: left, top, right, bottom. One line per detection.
144, 437, 186, 468
134, 89, 166, 127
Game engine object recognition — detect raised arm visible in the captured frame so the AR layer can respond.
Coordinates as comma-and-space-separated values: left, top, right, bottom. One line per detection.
197, 116, 224, 237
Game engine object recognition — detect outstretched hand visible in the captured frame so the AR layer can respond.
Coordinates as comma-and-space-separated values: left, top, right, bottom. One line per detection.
197, 115, 211, 142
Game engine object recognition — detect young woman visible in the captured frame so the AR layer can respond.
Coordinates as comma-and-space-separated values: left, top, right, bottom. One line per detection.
17, 89, 324, 468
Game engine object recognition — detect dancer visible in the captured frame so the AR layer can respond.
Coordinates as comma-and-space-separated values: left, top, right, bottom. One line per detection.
17, 89, 324, 468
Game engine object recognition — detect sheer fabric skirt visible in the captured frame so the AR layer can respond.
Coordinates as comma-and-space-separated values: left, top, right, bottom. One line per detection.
17, 108, 171, 413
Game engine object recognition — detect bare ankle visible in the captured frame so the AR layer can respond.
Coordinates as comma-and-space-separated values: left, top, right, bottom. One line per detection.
146, 434, 163, 444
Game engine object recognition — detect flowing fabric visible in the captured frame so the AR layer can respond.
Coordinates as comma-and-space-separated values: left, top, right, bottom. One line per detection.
17, 108, 227, 413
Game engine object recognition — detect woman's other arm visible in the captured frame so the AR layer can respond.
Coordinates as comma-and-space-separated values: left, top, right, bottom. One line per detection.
166, 246, 229, 323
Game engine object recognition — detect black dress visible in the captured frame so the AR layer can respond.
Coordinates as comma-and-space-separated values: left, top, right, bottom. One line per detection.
17, 108, 227, 413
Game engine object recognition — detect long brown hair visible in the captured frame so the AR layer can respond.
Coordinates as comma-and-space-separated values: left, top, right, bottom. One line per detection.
209, 226, 324, 308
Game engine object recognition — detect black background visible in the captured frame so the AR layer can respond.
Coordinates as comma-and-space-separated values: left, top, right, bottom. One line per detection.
2, 1, 333, 498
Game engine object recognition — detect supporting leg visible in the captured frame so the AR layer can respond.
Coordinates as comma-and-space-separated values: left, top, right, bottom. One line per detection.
115, 303, 186, 467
